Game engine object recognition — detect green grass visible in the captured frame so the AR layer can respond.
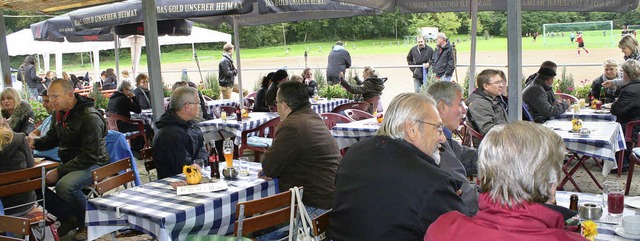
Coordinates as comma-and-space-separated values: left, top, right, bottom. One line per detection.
59, 29, 625, 72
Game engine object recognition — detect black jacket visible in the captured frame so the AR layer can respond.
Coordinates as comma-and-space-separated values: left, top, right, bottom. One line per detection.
253, 87, 269, 112
107, 91, 141, 119
522, 78, 569, 123
339, 77, 384, 101
590, 73, 620, 102
1, 100, 35, 135
305, 80, 318, 98
326, 46, 351, 78
17, 64, 42, 88
432, 41, 455, 77
329, 136, 469, 241
0, 132, 35, 216
102, 76, 117, 90
34, 94, 109, 177
153, 110, 207, 179
611, 81, 640, 129
265, 82, 280, 108
133, 87, 151, 109
218, 53, 236, 87
407, 44, 434, 79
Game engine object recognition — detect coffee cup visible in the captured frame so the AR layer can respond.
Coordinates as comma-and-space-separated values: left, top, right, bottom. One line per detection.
579, 128, 591, 136
623, 216, 640, 235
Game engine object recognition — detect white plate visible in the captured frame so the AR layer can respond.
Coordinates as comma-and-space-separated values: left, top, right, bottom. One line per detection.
626, 196, 640, 209
615, 225, 640, 239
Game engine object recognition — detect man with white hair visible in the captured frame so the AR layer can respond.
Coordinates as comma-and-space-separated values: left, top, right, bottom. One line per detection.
432, 32, 455, 81
329, 93, 468, 240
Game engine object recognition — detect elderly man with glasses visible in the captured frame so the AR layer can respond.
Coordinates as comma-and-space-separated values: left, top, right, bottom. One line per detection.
153, 86, 207, 179
466, 69, 509, 136
329, 93, 469, 241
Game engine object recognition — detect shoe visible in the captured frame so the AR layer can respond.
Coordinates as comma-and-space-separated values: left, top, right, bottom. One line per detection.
73, 227, 87, 241
55, 217, 78, 237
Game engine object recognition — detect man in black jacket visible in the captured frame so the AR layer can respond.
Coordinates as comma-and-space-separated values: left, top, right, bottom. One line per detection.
326, 41, 352, 85
218, 43, 237, 99
28, 79, 109, 238
107, 80, 147, 150
407, 36, 434, 93
329, 93, 469, 241
522, 67, 570, 123
432, 32, 455, 81
17, 55, 42, 100
153, 86, 208, 179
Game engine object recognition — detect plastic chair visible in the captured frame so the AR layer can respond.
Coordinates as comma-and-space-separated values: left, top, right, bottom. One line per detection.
0, 215, 30, 240
626, 151, 640, 195
320, 113, 353, 129
365, 96, 380, 114
311, 210, 331, 241
621, 120, 640, 177
331, 102, 370, 114
106, 112, 149, 149
344, 109, 373, 121
462, 121, 484, 148
239, 117, 281, 162
0, 166, 48, 240
234, 189, 296, 239
554, 93, 579, 104
140, 147, 156, 182
88, 157, 137, 198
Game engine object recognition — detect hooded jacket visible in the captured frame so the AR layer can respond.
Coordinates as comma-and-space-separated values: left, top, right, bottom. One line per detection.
339, 77, 385, 102
34, 94, 109, 177
432, 41, 455, 77
152, 110, 207, 179
466, 89, 508, 135
407, 44, 434, 79
522, 77, 569, 123
326, 45, 352, 79
0, 132, 36, 216
1, 100, 35, 135
17, 63, 42, 88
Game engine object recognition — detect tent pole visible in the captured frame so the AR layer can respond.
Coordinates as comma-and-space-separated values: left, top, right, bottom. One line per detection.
113, 32, 120, 87
234, 16, 244, 109
507, 0, 523, 121
0, 10, 10, 88
142, 0, 164, 121
468, 0, 478, 98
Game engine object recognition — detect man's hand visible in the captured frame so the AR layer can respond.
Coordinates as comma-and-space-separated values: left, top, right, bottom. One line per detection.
45, 169, 60, 184
257, 169, 272, 181
26, 136, 35, 149
602, 80, 613, 88
423, 63, 430, 68
338, 72, 344, 79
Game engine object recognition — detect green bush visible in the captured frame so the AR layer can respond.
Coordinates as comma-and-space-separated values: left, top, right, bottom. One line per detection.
575, 83, 591, 99
319, 84, 349, 100
554, 66, 575, 95
314, 69, 327, 90
89, 83, 109, 110
203, 73, 221, 100
28, 99, 48, 123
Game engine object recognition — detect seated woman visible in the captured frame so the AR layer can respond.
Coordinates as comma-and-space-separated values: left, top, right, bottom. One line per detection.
0, 87, 35, 135
338, 66, 385, 103
0, 118, 36, 217
611, 59, 640, 168
107, 80, 145, 150
253, 72, 273, 112
425, 121, 585, 241
591, 59, 621, 103
132, 73, 151, 109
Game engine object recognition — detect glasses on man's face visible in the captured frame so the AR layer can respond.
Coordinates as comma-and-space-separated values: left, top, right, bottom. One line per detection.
414, 120, 444, 136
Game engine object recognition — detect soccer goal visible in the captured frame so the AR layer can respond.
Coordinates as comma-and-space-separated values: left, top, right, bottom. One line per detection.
542, 21, 613, 47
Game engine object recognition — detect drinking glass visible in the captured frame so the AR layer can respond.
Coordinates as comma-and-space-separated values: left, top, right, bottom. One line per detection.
239, 157, 250, 176
223, 139, 234, 168
221, 111, 227, 122
194, 159, 206, 178
602, 180, 619, 209
607, 187, 625, 215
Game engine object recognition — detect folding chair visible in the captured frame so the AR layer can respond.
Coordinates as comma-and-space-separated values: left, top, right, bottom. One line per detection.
344, 109, 373, 121
238, 117, 281, 162
140, 147, 156, 182
558, 152, 602, 192
87, 158, 137, 198
0, 166, 48, 240
311, 210, 330, 241
320, 113, 353, 130
0, 215, 30, 241
234, 189, 296, 239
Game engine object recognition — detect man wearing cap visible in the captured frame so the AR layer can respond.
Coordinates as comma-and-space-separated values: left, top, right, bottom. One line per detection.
265, 69, 289, 108
407, 35, 434, 93
326, 41, 352, 85
432, 32, 455, 81
522, 67, 570, 123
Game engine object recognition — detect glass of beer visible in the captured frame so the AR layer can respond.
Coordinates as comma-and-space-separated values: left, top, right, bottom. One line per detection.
223, 138, 234, 168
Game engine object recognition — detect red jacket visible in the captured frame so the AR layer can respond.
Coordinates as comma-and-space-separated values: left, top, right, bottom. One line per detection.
425, 193, 588, 241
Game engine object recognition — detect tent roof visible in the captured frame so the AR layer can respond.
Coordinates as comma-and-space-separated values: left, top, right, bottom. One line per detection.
119, 26, 231, 48
0, 0, 121, 13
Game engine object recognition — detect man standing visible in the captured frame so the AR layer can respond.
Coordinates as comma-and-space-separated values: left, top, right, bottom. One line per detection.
329, 93, 468, 240
28, 79, 109, 239
523, 67, 570, 123
576, 31, 589, 55
466, 69, 509, 135
432, 32, 455, 81
326, 41, 352, 85
153, 86, 208, 179
17, 56, 42, 100
29, 90, 59, 161
407, 35, 434, 93
218, 43, 238, 99
261, 81, 341, 218
427, 81, 479, 215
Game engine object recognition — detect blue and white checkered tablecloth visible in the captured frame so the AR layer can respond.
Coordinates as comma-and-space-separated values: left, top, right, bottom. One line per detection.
199, 112, 280, 142
331, 118, 380, 149
311, 98, 350, 114
553, 108, 617, 122
86, 161, 277, 241
205, 99, 238, 114
556, 191, 639, 241
544, 120, 626, 175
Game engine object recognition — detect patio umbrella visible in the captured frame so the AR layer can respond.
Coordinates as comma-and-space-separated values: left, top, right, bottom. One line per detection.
330, 0, 639, 121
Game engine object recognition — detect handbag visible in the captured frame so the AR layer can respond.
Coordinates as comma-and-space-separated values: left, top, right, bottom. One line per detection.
288, 187, 314, 241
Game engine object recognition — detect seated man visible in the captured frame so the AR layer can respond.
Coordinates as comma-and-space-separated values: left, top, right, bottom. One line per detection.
428, 81, 478, 215
28, 79, 110, 239
107, 80, 145, 150
522, 67, 569, 123
261, 81, 341, 216
265, 69, 289, 108
426, 122, 585, 241
153, 86, 207, 179
29, 90, 60, 161
466, 69, 508, 135
329, 93, 469, 241
524, 61, 557, 87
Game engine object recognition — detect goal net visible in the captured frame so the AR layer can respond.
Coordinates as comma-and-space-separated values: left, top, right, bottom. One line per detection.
542, 21, 613, 47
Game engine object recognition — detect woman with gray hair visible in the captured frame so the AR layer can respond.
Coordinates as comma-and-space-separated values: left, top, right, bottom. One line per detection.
338, 66, 385, 111
107, 80, 145, 150
611, 59, 640, 169
1, 87, 35, 135
426, 121, 587, 241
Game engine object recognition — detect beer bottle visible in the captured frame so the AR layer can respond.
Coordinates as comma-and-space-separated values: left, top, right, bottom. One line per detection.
600, 87, 606, 103
208, 142, 220, 179
569, 194, 579, 211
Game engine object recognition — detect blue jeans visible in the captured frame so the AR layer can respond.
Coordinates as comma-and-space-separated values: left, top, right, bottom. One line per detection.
255, 206, 329, 241
413, 78, 424, 93
440, 75, 452, 81
28, 88, 39, 100
46, 166, 96, 228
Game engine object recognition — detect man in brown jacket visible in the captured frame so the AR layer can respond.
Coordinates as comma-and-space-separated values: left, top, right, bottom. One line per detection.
261, 81, 341, 217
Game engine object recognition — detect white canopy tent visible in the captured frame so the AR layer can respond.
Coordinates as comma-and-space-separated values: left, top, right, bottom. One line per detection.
6, 27, 230, 82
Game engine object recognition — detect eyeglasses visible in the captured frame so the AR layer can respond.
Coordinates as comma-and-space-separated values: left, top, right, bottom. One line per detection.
414, 120, 444, 136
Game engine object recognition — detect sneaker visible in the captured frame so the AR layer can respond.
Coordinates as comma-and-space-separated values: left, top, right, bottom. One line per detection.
73, 227, 87, 241
55, 217, 78, 237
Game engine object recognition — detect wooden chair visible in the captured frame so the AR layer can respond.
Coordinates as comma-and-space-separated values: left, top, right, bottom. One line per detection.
140, 147, 156, 182
331, 102, 370, 115
462, 121, 484, 148
0, 166, 47, 240
88, 157, 136, 197
320, 113, 353, 130
234, 189, 295, 239
106, 112, 150, 149
344, 109, 373, 121
0, 215, 30, 241
554, 93, 579, 104
311, 210, 330, 241
239, 117, 281, 162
